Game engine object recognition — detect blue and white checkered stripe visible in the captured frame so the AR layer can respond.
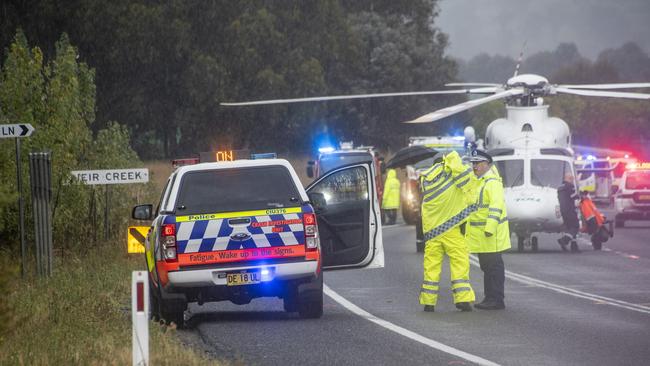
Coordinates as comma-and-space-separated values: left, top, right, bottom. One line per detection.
175, 213, 305, 253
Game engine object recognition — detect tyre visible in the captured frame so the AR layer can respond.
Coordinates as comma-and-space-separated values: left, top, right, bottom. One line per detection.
160, 301, 185, 329
149, 280, 161, 321
298, 276, 323, 319
283, 289, 299, 313
402, 208, 416, 225
517, 235, 525, 252
615, 219, 624, 228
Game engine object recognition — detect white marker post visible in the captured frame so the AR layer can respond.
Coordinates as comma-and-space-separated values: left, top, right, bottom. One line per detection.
132, 271, 149, 366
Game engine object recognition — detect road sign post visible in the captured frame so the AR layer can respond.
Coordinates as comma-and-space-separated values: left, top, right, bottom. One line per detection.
71, 168, 149, 242
1, 123, 35, 278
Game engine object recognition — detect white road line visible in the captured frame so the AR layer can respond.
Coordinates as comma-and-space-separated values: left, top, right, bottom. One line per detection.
469, 256, 650, 315
324, 285, 501, 366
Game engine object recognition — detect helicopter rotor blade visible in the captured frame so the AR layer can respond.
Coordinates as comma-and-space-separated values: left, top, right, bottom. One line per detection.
554, 87, 650, 100
220, 90, 472, 106
557, 82, 650, 90
404, 89, 523, 124
445, 82, 501, 87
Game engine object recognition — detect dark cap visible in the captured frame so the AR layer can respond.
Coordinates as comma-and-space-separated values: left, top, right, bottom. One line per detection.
468, 149, 492, 163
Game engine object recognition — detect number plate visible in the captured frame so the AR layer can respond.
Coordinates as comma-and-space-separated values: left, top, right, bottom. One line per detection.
226, 272, 261, 286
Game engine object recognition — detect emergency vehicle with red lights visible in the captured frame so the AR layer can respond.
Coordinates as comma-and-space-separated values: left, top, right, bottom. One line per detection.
614, 162, 650, 227
132, 154, 384, 325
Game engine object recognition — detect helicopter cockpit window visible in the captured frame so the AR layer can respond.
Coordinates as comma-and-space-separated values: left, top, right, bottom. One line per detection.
494, 160, 524, 187
531, 159, 573, 188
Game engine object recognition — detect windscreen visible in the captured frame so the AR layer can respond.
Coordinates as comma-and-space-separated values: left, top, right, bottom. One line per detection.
531, 159, 573, 188
319, 152, 371, 176
625, 171, 650, 189
175, 166, 301, 215
494, 160, 524, 187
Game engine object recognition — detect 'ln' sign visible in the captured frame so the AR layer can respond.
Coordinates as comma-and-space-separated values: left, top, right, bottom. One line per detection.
0, 123, 35, 138
71, 168, 149, 185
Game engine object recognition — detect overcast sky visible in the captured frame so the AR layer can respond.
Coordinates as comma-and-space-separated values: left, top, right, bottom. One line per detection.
437, 0, 650, 60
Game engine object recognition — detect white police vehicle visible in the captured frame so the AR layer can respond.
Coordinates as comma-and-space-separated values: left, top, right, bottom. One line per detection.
133, 157, 383, 325
614, 162, 650, 227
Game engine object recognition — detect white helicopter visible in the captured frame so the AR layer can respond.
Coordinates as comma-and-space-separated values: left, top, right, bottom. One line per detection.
222, 72, 650, 252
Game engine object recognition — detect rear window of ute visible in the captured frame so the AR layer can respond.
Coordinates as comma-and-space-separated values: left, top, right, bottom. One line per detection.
175, 166, 302, 215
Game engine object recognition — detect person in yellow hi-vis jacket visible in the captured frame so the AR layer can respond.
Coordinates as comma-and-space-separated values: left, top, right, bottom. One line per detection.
465, 150, 511, 310
382, 169, 401, 225
419, 151, 481, 312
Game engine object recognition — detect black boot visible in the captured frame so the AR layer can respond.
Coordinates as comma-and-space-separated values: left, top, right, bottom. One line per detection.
423, 305, 435, 312
455, 302, 472, 312
557, 236, 569, 251
474, 301, 505, 310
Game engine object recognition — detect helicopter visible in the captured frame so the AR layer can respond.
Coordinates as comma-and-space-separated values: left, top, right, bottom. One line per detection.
222, 72, 650, 252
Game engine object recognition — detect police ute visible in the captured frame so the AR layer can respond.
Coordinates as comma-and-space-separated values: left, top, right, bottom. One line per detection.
614, 162, 650, 227
132, 156, 384, 325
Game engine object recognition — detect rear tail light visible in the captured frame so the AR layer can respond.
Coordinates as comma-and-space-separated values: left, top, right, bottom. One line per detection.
303, 213, 319, 251
161, 223, 177, 262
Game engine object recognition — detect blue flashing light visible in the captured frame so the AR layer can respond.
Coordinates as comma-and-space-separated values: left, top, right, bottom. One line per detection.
318, 146, 335, 154
587, 154, 596, 160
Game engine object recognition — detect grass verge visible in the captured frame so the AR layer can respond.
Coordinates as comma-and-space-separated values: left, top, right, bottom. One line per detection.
0, 244, 219, 366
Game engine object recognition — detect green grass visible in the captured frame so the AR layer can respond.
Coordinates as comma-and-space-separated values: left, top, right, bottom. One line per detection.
1, 244, 220, 365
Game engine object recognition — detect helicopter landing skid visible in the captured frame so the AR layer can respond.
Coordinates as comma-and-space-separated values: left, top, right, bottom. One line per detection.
516, 233, 539, 253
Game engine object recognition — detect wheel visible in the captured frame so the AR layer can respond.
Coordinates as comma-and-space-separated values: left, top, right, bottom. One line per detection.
517, 235, 525, 252
149, 280, 161, 321
160, 306, 185, 328
298, 276, 323, 319
283, 288, 299, 313
402, 208, 416, 225
159, 292, 187, 328
531, 236, 539, 252
615, 219, 624, 228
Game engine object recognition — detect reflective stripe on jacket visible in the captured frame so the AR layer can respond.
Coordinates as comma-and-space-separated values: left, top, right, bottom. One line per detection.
420, 151, 481, 241
382, 169, 401, 209
466, 169, 512, 253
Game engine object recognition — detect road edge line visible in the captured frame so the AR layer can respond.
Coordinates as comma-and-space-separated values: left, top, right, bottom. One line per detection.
324, 285, 501, 366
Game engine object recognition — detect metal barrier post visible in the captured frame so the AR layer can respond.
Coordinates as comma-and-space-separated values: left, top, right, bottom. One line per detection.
132, 271, 149, 366
29, 152, 53, 277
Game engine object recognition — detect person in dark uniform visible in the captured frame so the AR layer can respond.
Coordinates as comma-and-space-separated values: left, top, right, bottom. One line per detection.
557, 174, 580, 252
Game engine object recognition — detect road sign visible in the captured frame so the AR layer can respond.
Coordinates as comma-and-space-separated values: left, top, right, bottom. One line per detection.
128, 226, 148, 253
0, 123, 35, 138
71, 168, 149, 185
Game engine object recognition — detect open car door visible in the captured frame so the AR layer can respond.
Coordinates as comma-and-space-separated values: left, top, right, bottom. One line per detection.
306, 163, 384, 270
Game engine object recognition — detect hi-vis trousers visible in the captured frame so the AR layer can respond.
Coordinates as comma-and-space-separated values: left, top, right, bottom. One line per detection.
420, 226, 475, 305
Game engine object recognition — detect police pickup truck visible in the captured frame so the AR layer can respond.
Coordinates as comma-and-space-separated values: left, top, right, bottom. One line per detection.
132, 158, 383, 325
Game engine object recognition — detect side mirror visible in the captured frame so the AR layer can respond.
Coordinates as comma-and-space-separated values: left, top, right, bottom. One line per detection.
306, 160, 315, 178
132, 204, 153, 220
611, 185, 619, 195
308, 192, 327, 211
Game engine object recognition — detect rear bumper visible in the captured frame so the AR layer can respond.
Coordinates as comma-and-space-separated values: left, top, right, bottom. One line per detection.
167, 260, 318, 288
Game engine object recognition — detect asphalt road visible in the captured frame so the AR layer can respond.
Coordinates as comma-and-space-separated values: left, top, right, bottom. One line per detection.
180, 212, 650, 366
